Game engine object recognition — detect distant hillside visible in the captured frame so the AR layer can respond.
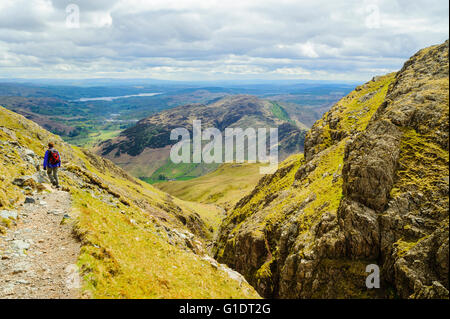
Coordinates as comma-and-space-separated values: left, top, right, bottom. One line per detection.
0, 105, 259, 298
157, 162, 266, 211
214, 41, 449, 299
97, 95, 308, 182
0, 82, 351, 149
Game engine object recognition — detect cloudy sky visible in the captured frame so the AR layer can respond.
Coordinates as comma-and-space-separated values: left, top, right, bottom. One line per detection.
0, 0, 448, 81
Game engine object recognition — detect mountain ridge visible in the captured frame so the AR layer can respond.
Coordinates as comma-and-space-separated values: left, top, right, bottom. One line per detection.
97, 94, 308, 181
214, 40, 449, 298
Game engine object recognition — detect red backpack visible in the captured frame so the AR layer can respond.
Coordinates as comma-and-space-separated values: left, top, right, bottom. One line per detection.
48, 150, 60, 165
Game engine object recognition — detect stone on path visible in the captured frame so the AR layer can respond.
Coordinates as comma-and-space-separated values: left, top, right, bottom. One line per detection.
12, 239, 30, 251
24, 197, 36, 204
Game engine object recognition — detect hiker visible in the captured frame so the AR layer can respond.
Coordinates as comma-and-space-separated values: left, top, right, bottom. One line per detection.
43, 142, 61, 189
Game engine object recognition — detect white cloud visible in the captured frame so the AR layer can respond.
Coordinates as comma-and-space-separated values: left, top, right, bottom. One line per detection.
272, 67, 311, 75
0, 0, 448, 81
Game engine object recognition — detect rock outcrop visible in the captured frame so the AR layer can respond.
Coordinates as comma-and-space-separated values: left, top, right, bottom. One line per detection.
214, 40, 449, 298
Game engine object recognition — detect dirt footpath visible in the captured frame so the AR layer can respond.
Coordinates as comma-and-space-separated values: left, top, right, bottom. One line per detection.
0, 188, 81, 299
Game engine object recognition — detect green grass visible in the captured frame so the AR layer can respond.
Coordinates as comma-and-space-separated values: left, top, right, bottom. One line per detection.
65, 127, 123, 148
222, 140, 345, 244
305, 73, 396, 157
156, 162, 266, 210
66, 147, 260, 298
72, 189, 258, 298
144, 160, 219, 184
334, 73, 395, 132
173, 199, 225, 234
270, 101, 292, 122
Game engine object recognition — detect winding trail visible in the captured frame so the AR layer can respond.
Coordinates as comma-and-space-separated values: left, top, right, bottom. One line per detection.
0, 188, 81, 299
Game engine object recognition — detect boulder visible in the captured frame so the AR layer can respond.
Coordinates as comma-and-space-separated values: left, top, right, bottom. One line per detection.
24, 197, 36, 204
12, 175, 38, 189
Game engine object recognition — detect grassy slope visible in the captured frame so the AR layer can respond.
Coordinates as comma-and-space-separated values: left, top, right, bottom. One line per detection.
157, 162, 265, 211
67, 128, 123, 148
309, 73, 396, 156
143, 160, 220, 184
270, 101, 291, 122
0, 105, 259, 298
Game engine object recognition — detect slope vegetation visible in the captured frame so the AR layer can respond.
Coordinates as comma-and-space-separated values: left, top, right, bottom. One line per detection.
157, 162, 265, 211
0, 106, 259, 298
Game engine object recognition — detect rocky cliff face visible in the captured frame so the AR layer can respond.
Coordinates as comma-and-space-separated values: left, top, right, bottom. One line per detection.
214, 41, 449, 298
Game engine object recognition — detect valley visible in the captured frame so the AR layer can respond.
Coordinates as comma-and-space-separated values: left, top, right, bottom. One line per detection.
157, 162, 266, 211
96, 95, 312, 182
0, 81, 352, 149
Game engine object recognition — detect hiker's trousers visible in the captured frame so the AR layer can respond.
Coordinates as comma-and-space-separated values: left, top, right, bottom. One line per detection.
47, 167, 59, 187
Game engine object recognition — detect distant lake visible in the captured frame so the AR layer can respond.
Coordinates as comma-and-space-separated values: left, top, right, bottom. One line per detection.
75, 92, 161, 102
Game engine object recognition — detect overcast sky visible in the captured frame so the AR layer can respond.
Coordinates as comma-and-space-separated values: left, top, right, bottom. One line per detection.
0, 0, 448, 81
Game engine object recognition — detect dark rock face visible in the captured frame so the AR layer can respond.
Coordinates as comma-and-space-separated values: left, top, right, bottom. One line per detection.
214, 41, 449, 299
342, 118, 402, 212
341, 40, 449, 298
